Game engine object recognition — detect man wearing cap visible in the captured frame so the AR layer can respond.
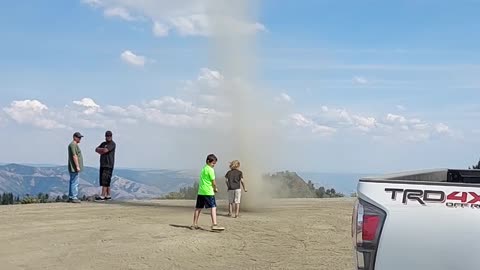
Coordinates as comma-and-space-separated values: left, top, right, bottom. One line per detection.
95, 130, 116, 201
68, 132, 84, 203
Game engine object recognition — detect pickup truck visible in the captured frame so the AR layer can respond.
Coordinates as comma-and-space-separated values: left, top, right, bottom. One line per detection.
352, 169, 480, 270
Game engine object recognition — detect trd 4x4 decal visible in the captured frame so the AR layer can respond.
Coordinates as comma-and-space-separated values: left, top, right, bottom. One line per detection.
385, 188, 480, 208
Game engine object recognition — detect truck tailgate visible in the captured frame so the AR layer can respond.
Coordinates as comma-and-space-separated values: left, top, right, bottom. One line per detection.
358, 180, 480, 270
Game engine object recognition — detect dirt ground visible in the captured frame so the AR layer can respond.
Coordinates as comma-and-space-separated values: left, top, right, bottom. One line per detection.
0, 199, 355, 270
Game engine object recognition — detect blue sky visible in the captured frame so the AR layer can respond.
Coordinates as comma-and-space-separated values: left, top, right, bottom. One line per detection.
0, 0, 479, 173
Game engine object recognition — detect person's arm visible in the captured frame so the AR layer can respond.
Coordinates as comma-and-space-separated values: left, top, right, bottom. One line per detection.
104, 142, 116, 154
240, 171, 247, 192
241, 179, 247, 192
211, 169, 218, 193
95, 142, 106, 155
225, 172, 230, 190
95, 148, 106, 154
212, 179, 218, 193
96, 142, 115, 155
70, 144, 81, 172
73, 155, 80, 172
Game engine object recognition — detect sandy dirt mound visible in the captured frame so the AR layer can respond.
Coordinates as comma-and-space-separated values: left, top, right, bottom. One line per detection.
0, 199, 355, 270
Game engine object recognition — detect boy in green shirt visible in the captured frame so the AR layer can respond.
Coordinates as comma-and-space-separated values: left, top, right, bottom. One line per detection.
192, 154, 224, 231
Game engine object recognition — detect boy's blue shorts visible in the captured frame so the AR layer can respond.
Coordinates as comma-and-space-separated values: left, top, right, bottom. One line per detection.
195, 195, 216, 209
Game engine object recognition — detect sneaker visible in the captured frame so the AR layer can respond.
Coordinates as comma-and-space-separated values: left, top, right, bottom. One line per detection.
211, 225, 225, 231
105, 196, 112, 201
68, 198, 81, 203
95, 196, 105, 201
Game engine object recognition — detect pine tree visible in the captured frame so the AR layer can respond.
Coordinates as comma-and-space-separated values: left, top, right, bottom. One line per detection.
473, 159, 480, 170
1, 193, 8, 205
316, 186, 326, 198
307, 180, 315, 191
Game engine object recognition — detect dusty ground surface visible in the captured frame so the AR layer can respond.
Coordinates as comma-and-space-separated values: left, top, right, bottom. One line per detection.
0, 199, 355, 270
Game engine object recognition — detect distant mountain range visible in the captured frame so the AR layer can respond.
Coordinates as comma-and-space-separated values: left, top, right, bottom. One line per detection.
0, 163, 367, 200
0, 164, 197, 200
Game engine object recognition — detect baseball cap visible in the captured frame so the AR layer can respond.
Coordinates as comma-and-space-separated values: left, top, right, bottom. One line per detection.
73, 132, 84, 138
105, 130, 113, 137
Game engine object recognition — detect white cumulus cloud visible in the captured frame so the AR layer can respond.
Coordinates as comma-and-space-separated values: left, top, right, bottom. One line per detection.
120, 50, 146, 67
153, 21, 170, 37
104, 7, 137, 21
435, 123, 451, 135
386, 113, 407, 124
289, 113, 336, 136
353, 76, 368, 85
73, 98, 102, 115
181, 68, 226, 106
197, 68, 224, 88
3, 100, 65, 129
82, 0, 267, 38
275, 93, 293, 104
170, 15, 210, 36
293, 105, 457, 142
352, 115, 377, 131
82, 0, 102, 7
0, 68, 235, 130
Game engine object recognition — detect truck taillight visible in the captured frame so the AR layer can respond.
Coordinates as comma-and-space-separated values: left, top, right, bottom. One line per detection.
362, 215, 380, 241
352, 199, 386, 270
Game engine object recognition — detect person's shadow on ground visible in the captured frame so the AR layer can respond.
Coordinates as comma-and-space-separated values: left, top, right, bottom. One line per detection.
169, 224, 222, 233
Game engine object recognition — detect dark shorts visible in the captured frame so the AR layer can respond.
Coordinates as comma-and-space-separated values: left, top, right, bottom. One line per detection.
195, 195, 216, 209
99, 167, 113, 187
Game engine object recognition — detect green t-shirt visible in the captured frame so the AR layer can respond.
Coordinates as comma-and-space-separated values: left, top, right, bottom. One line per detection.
198, 165, 215, 196
68, 142, 83, 173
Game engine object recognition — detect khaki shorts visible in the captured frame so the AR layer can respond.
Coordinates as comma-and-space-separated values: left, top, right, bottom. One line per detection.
228, 189, 242, 204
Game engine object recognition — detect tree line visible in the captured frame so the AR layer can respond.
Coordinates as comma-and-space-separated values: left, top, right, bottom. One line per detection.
470, 160, 480, 169
306, 180, 345, 198
161, 171, 346, 200
0, 192, 91, 205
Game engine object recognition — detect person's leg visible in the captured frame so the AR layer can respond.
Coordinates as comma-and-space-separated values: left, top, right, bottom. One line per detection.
68, 173, 75, 199
192, 195, 204, 228
207, 196, 218, 226
210, 207, 217, 225
100, 187, 106, 197
70, 173, 79, 201
209, 197, 224, 230
228, 203, 233, 217
228, 190, 234, 216
105, 168, 113, 199
99, 168, 104, 197
235, 189, 242, 217
235, 203, 240, 217
193, 208, 202, 226
96, 168, 105, 200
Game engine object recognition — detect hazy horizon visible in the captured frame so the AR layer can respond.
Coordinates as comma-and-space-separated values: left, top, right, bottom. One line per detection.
0, 161, 377, 175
